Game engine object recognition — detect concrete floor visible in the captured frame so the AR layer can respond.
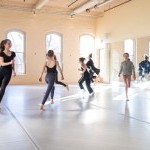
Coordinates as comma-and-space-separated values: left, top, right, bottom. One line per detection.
0, 83, 150, 150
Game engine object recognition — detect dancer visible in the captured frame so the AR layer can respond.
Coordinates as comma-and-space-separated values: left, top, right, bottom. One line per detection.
86, 53, 100, 82
0, 39, 16, 104
78, 57, 94, 96
45, 54, 69, 91
118, 53, 136, 101
39, 50, 63, 111
139, 55, 150, 81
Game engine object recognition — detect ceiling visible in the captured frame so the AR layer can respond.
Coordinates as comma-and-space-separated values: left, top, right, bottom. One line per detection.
0, 0, 132, 17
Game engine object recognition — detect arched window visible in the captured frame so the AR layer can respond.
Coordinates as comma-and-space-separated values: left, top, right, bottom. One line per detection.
124, 39, 134, 61
80, 35, 95, 58
46, 33, 62, 62
7, 30, 25, 75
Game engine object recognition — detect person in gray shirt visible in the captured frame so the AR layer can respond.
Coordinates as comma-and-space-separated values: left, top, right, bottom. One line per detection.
118, 53, 136, 101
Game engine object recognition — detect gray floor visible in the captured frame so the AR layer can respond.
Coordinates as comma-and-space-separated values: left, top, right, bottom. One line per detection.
0, 83, 150, 150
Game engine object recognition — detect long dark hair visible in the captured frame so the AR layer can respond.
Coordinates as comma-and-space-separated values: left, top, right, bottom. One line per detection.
79, 57, 85, 63
0, 39, 11, 52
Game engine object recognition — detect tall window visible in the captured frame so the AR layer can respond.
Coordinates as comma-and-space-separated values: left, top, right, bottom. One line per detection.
7, 31, 25, 75
46, 33, 62, 62
80, 35, 95, 58
124, 39, 134, 60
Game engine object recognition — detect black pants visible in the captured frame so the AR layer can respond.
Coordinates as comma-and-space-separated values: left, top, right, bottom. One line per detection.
78, 76, 93, 94
0, 69, 12, 103
42, 73, 56, 105
46, 72, 66, 87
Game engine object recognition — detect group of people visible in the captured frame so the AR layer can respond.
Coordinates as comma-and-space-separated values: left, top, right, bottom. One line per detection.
0, 39, 100, 111
0, 38, 148, 111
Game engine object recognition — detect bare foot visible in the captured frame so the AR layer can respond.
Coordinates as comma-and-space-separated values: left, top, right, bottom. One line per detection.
66, 85, 69, 91
40, 104, 45, 111
51, 99, 54, 104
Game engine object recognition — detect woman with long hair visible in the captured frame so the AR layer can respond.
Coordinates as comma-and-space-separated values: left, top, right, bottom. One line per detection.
0, 39, 16, 104
118, 53, 136, 100
39, 50, 63, 111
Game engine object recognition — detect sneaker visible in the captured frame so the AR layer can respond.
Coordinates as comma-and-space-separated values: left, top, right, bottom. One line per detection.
89, 91, 95, 96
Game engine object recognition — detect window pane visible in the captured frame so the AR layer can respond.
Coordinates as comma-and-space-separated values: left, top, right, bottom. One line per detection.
7, 31, 25, 75
15, 53, 24, 65
7, 31, 24, 53
80, 35, 95, 57
15, 64, 25, 74
124, 39, 134, 56
46, 34, 61, 53
46, 33, 62, 62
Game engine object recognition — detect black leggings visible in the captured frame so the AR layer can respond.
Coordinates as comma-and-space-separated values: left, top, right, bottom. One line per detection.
78, 76, 93, 94
42, 73, 56, 105
46, 72, 67, 87
0, 69, 12, 103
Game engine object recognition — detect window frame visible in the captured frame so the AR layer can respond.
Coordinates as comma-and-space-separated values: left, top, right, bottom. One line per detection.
124, 39, 135, 61
45, 32, 63, 64
79, 34, 95, 60
6, 29, 26, 75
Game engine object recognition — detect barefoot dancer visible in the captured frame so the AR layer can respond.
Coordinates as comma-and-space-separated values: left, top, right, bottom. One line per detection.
45, 55, 69, 91
39, 50, 63, 110
118, 53, 136, 100
0, 39, 16, 104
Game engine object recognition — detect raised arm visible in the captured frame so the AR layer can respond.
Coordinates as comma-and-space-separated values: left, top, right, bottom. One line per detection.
39, 61, 47, 82
56, 61, 64, 80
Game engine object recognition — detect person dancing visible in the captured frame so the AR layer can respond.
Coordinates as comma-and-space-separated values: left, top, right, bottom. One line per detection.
78, 57, 94, 96
118, 53, 136, 101
39, 50, 63, 111
0, 39, 16, 105
86, 53, 100, 83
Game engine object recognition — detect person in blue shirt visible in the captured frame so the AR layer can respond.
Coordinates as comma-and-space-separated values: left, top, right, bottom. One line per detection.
139, 55, 150, 81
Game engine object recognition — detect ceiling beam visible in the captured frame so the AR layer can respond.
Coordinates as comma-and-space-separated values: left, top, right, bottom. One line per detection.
34, 0, 49, 10
71, 0, 113, 15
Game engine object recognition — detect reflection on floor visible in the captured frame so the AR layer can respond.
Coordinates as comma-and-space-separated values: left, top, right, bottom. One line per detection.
0, 83, 150, 150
